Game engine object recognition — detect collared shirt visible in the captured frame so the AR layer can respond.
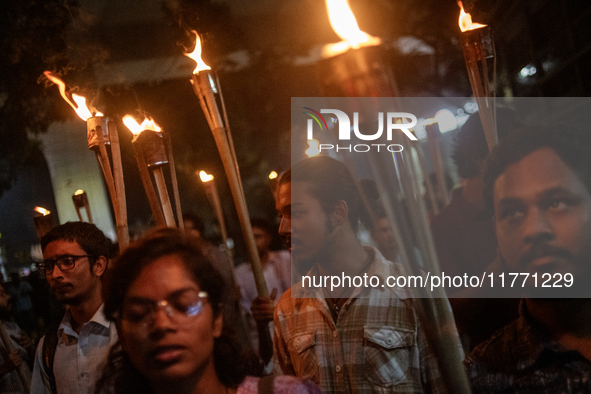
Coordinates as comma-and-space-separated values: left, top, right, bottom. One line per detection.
0, 321, 29, 394
464, 301, 591, 393
273, 247, 446, 394
30, 304, 118, 394
236, 250, 292, 350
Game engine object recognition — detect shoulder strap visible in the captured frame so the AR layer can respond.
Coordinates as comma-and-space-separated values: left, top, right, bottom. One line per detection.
42, 325, 59, 394
257, 375, 276, 394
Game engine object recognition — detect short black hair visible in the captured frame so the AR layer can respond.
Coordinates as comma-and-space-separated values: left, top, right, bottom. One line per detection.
41, 222, 110, 268
280, 156, 362, 232
483, 126, 591, 213
453, 108, 522, 179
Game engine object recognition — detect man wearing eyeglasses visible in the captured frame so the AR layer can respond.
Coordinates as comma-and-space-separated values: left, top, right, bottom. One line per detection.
30, 222, 118, 394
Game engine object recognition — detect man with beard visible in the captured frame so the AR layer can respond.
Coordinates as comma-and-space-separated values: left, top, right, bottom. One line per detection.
30, 222, 117, 394
465, 127, 591, 392
270, 156, 445, 393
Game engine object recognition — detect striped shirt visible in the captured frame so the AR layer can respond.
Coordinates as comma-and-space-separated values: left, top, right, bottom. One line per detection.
273, 247, 447, 393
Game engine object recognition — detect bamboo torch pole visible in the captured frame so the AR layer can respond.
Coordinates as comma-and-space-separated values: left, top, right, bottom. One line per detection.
72, 190, 93, 223
186, 33, 268, 299
124, 117, 178, 228
87, 116, 129, 252
199, 171, 233, 262
458, 1, 497, 152
425, 121, 449, 206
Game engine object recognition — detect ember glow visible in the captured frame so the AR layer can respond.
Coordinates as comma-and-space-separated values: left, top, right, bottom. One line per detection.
458, 1, 487, 32
322, 0, 381, 58
199, 171, 214, 182
122, 115, 162, 136
34, 206, 50, 216
185, 31, 211, 74
43, 71, 103, 121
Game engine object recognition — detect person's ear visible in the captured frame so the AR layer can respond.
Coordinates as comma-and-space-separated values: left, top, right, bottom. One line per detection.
212, 313, 223, 338
92, 256, 107, 278
331, 200, 349, 227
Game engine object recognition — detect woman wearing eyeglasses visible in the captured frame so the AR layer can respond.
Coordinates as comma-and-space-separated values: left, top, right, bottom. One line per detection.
96, 229, 319, 394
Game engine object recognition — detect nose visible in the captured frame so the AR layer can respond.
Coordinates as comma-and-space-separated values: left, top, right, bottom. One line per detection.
278, 216, 291, 236
47, 266, 65, 281
522, 208, 554, 244
150, 302, 176, 331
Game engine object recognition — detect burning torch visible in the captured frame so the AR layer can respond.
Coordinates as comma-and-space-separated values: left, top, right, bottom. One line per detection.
458, 1, 497, 152
184, 31, 268, 299
311, 2, 470, 392
72, 189, 93, 223
123, 116, 183, 229
43, 71, 129, 251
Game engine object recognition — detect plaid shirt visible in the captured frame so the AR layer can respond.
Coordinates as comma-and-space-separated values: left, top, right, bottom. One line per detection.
273, 247, 447, 393
465, 300, 591, 393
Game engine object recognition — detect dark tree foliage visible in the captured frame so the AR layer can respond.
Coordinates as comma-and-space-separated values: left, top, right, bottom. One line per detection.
0, 0, 81, 197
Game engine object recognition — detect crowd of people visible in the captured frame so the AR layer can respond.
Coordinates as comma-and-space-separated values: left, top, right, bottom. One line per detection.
1, 119, 590, 393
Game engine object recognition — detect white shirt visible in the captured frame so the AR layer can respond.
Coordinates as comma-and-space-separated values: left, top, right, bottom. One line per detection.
235, 250, 291, 351
30, 304, 117, 394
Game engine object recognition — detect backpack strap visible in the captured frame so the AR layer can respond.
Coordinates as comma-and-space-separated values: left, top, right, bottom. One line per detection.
42, 325, 59, 394
257, 375, 276, 394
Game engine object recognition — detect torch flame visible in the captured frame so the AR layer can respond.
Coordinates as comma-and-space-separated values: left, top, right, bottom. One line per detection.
305, 139, 321, 157
185, 31, 211, 74
43, 71, 103, 121
322, 0, 381, 58
34, 206, 51, 216
269, 171, 278, 180
74, 189, 85, 195
123, 115, 162, 136
458, 1, 487, 32
199, 171, 214, 182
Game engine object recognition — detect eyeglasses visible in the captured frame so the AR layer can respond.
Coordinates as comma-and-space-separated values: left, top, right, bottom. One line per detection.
119, 289, 209, 328
38, 255, 93, 275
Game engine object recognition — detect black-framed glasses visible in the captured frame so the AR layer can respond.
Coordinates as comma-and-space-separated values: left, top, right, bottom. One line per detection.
38, 255, 93, 276
119, 289, 209, 328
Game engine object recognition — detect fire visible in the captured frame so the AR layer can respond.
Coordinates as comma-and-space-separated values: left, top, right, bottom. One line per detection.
122, 116, 162, 136
199, 171, 214, 182
305, 139, 321, 157
185, 31, 211, 74
74, 189, 85, 195
268, 171, 278, 180
322, 0, 381, 58
458, 1, 486, 32
34, 206, 51, 216
43, 71, 103, 121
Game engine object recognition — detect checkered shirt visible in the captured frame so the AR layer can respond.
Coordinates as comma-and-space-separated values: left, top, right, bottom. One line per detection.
273, 247, 447, 393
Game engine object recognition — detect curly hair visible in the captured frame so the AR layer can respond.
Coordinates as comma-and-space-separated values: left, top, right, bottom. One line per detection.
96, 228, 251, 394
483, 126, 591, 213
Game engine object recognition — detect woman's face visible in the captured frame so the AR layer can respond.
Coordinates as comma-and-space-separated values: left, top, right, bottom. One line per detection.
118, 255, 222, 384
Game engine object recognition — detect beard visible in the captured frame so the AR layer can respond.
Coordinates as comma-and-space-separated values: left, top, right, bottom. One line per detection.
292, 216, 335, 276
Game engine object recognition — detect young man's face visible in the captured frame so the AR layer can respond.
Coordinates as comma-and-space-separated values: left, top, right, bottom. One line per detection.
43, 240, 105, 306
493, 148, 591, 286
276, 181, 334, 271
